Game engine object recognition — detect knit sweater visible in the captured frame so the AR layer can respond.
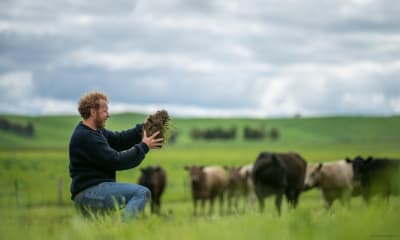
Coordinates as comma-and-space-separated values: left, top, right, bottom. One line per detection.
69, 121, 149, 200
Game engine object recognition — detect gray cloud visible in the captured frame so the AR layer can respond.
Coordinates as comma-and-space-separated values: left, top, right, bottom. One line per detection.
0, 0, 399, 117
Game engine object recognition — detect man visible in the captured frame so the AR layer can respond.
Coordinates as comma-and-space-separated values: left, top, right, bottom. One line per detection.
69, 91, 164, 220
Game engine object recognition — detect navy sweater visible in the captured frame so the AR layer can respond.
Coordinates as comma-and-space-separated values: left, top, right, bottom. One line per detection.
69, 122, 149, 200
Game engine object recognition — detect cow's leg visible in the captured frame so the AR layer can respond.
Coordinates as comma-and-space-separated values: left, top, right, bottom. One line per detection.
285, 190, 294, 209
154, 197, 161, 215
150, 199, 155, 214
340, 189, 352, 208
209, 197, 215, 216
234, 194, 239, 213
255, 184, 265, 213
292, 190, 301, 209
275, 192, 283, 216
257, 196, 265, 213
362, 189, 371, 205
219, 193, 225, 216
227, 191, 232, 214
322, 191, 333, 209
193, 198, 198, 216
201, 198, 206, 216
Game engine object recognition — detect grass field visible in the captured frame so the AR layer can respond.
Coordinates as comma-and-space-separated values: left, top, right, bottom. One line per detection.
0, 114, 400, 239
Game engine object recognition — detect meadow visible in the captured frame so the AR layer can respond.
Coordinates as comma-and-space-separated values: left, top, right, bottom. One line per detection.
1, 113, 400, 239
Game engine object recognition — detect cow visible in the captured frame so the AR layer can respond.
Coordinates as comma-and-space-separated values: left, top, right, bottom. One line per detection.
184, 165, 228, 216
303, 160, 359, 209
225, 164, 257, 213
225, 166, 245, 213
252, 152, 307, 216
138, 165, 167, 214
239, 164, 256, 211
347, 156, 400, 204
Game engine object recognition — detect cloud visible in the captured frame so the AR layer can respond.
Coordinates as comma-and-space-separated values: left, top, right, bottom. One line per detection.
0, 0, 400, 117
0, 71, 33, 100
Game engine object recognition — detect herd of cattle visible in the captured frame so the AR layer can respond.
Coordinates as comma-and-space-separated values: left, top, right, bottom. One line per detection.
138, 153, 400, 216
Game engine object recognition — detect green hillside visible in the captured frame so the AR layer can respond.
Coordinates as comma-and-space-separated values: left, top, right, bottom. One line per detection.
1, 113, 400, 152
1, 114, 400, 240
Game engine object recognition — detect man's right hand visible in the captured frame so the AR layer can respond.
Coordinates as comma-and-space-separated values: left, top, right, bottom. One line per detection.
142, 130, 164, 149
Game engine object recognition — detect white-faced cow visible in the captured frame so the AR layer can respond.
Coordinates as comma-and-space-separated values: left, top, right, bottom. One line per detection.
348, 156, 400, 204
184, 165, 228, 216
304, 160, 359, 209
138, 165, 167, 214
252, 152, 307, 216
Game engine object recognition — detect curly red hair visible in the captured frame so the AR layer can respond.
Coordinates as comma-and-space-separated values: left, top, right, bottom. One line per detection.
78, 92, 108, 119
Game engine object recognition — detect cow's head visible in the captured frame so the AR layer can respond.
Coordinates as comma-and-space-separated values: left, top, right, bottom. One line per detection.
140, 166, 162, 186
303, 163, 323, 191
351, 156, 373, 181
184, 165, 205, 186
225, 166, 243, 187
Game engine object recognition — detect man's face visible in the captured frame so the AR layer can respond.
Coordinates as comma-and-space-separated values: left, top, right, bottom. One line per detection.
94, 99, 109, 129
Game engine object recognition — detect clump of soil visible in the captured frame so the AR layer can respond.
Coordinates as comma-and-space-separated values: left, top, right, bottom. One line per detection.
143, 109, 171, 145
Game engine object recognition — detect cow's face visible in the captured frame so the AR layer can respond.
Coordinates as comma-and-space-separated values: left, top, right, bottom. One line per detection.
226, 166, 242, 186
304, 163, 323, 190
140, 166, 160, 186
184, 166, 205, 185
351, 156, 370, 181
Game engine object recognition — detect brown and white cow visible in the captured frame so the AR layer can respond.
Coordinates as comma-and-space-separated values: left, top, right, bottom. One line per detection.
225, 164, 256, 213
304, 160, 358, 208
184, 165, 228, 216
239, 164, 256, 210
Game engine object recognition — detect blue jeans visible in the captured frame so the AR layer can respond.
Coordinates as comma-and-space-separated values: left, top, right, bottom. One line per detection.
74, 182, 151, 220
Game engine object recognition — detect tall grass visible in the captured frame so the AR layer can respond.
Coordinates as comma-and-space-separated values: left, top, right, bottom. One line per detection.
0, 114, 400, 239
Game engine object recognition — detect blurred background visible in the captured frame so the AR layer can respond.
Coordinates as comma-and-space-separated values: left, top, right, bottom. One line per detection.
1, 1, 400, 239
1, 0, 400, 118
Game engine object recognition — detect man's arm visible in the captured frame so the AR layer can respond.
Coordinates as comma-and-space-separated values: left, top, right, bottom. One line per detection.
103, 123, 144, 151
85, 130, 149, 171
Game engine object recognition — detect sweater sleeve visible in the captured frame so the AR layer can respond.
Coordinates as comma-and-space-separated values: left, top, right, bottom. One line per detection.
103, 123, 144, 151
84, 129, 149, 171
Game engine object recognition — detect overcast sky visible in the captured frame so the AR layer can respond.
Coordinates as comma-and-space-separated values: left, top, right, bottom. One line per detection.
1, 0, 400, 117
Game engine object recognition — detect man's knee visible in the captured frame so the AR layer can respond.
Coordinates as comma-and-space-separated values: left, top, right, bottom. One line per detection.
140, 186, 151, 201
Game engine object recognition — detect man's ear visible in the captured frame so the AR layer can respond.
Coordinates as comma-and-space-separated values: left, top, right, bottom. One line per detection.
90, 108, 96, 117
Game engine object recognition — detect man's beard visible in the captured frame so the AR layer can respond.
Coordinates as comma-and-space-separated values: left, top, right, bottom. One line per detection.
94, 114, 106, 129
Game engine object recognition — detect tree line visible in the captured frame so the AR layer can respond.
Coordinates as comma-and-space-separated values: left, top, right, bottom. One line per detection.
0, 118, 35, 137
190, 125, 280, 141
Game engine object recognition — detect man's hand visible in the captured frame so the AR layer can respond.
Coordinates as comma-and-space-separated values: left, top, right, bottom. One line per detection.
142, 130, 164, 149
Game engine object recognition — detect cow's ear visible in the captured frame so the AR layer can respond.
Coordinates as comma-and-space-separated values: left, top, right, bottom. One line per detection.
366, 156, 373, 163
154, 165, 161, 171
317, 163, 323, 171
184, 166, 189, 171
140, 168, 145, 173
345, 157, 352, 163
200, 166, 205, 170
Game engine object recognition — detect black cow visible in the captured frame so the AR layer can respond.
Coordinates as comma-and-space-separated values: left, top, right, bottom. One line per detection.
138, 165, 167, 214
347, 156, 400, 203
253, 152, 307, 216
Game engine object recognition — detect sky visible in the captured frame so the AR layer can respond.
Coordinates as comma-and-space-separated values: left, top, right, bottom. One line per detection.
1, 0, 400, 118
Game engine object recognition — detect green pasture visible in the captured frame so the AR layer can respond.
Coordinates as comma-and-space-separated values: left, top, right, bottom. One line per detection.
0, 114, 400, 239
